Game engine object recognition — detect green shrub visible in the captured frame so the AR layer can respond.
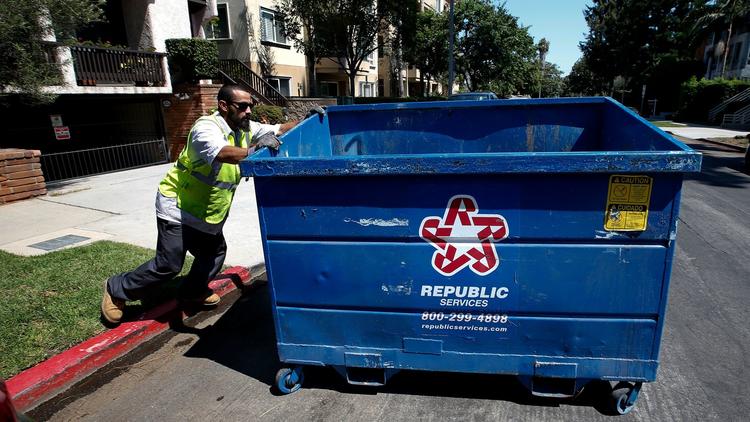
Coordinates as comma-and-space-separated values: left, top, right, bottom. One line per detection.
250, 105, 285, 124
165, 38, 218, 84
675, 77, 750, 123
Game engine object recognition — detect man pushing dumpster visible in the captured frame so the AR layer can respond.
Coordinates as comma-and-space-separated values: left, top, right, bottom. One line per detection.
100, 83, 324, 325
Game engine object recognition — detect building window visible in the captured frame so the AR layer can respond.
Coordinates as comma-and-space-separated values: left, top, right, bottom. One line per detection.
267, 77, 291, 96
260, 8, 287, 45
360, 82, 375, 97
319, 82, 338, 97
204, 3, 231, 40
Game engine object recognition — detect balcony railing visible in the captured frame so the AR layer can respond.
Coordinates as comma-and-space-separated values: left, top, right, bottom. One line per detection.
70, 45, 167, 87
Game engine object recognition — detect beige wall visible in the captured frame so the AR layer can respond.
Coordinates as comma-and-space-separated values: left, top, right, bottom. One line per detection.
316, 57, 378, 97
247, 0, 307, 94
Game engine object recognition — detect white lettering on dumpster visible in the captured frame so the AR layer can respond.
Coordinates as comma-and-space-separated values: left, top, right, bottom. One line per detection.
420, 195, 509, 276
421, 285, 509, 299
419, 284, 510, 308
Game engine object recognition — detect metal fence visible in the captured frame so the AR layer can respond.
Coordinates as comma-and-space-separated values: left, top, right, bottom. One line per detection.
41, 139, 168, 182
70, 45, 167, 86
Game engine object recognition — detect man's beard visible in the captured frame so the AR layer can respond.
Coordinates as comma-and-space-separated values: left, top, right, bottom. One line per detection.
238, 117, 250, 131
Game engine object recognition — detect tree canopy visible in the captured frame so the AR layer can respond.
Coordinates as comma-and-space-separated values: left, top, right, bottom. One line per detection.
454, 0, 536, 96
275, 0, 332, 96
405, 8, 449, 91
579, 0, 708, 103
0, 0, 105, 104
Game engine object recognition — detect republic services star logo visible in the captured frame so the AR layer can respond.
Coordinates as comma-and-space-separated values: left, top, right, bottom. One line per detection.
419, 195, 509, 276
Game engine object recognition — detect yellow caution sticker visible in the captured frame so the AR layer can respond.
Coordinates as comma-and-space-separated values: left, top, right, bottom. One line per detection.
604, 175, 652, 231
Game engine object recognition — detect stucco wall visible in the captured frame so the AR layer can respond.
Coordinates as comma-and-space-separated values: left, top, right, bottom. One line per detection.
148, 0, 192, 52
122, 0, 191, 53
216, 0, 252, 62
122, 0, 152, 50
250, 0, 307, 68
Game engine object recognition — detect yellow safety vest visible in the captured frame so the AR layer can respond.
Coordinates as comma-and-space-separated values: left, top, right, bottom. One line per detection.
159, 114, 250, 224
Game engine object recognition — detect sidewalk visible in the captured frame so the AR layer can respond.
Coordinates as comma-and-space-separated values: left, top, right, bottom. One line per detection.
0, 163, 265, 268
0, 164, 266, 411
659, 125, 750, 140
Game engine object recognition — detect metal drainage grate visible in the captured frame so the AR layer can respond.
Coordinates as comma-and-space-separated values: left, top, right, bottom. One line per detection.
28, 235, 91, 251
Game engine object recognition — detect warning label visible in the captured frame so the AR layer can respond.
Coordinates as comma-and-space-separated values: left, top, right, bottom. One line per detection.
604, 175, 652, 231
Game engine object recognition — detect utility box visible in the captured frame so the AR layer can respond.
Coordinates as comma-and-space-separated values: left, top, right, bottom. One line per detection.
240, 97, 702, 414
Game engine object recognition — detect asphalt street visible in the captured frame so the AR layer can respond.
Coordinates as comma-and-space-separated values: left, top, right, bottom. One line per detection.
35, 138, 750, 421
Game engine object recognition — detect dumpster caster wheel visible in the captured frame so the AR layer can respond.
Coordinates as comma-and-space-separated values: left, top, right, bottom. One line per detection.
275, 366, 304, 394
609, 381, 642, 415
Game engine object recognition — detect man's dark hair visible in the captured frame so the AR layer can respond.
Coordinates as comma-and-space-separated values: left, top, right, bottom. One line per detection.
217, 84, 249, 102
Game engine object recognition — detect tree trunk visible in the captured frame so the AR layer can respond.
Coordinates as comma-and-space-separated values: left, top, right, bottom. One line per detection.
306, 54, 317, 97
721, 20, 734, 78
419, 72, 425, 97
396, 41, 404, 97
349, 63, 356, 99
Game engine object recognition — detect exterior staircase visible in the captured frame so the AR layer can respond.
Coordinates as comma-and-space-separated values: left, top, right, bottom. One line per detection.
218, 59, 288, 107
708, 87, 750, 123
721, 103, 750, 128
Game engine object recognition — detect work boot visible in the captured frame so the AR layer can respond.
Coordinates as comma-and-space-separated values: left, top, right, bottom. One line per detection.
180, 289, 221, 307
101, 279, 126, 324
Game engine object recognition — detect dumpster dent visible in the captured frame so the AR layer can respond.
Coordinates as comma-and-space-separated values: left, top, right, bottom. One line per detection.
344, 218, 408, 227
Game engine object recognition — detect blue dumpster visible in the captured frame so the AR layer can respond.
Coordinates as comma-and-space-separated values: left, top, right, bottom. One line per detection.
240, 97, 701, 414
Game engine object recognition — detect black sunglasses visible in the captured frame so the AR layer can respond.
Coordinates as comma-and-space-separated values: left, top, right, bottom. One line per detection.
229, 101, 254, 111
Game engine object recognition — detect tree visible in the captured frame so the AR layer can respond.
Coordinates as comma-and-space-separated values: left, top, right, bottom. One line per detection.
316, 0, 395, 97
276, 0, 332, 96
539, 62, 565, 98
564, 57, 608, 96
580, 0, 708, 104
0, 0, 105, 104
693, 0, 750, 78
537, 38, 549, 98
406, 8, 448, 96
381, 0, 419, 97
453, 0, 536, 96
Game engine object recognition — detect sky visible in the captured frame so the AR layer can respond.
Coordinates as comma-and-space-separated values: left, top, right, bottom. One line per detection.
502, 0, 593, 75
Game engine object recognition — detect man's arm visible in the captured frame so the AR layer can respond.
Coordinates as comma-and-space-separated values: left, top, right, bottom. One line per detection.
215, 146, 251, 164
277, 120, 299, 135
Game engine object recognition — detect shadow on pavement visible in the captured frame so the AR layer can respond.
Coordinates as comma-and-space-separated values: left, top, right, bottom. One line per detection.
178, 285, 617, 415
680, 143, 750, 188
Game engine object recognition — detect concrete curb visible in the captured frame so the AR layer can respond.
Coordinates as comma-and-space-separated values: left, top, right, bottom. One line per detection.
665, 130, 748, 152
6, 266, 253, 412
697, 137, 747, 152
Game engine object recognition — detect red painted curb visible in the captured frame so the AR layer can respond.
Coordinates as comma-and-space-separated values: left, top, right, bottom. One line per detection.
6, 266, 252, 412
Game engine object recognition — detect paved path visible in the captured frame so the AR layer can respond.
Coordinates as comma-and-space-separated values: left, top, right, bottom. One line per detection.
662, 126, 749, 139
0, 164, 264, 268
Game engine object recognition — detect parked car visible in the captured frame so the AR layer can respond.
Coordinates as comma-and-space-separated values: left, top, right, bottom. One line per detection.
448, 92, 498, 101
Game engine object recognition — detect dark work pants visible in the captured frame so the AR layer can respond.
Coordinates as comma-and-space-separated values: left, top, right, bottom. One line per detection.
107, 217, 227, 301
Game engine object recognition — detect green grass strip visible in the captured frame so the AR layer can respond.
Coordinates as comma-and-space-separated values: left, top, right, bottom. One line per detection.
651, 121, 686, 128
0, 241, 192, 379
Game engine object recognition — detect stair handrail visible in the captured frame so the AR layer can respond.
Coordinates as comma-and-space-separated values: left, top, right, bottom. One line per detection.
709, 87, 750, 121
218, 59, 288, 107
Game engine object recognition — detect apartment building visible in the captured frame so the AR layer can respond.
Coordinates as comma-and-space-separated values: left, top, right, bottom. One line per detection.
702, 13, 750, 80
213, 0, 378, 97
3, 0, 212, 182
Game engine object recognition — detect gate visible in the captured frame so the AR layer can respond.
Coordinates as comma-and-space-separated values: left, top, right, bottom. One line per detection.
41, 139, 168, 182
